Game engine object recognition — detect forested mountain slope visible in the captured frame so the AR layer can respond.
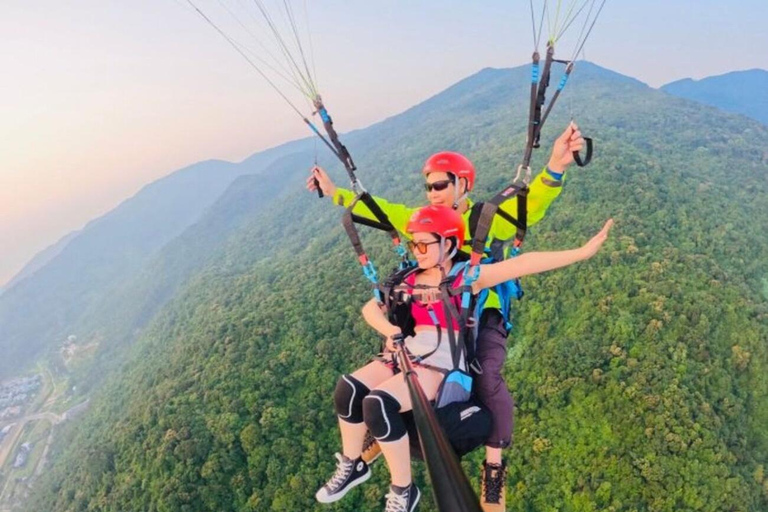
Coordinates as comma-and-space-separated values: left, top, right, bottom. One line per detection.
29, 63, 768, 511
0, 138, 311, 379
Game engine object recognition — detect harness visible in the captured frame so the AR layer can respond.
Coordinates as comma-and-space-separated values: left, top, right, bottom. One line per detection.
377, 261, 481, 375
466, 202, 525, 333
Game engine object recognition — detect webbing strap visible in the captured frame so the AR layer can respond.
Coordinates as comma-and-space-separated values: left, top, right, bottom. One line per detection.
523, 50, 541, 169
357, 193, 401, 246
313, 98, 357, 183
440, 286, 468, 371
471, 39, 591, 267
532, 44, 555, 150
538, 58, 572, 136
341, 208, 366, 262
525, 47, 595, 173
312, 100, 406, 270
342, 191, 407, 303
350, 214, 394, 232
382, 269, 474, 372
469, 186, 529, 266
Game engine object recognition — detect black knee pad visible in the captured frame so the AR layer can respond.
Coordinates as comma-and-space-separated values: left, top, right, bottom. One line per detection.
334, 374, 369, 424
363, 390, 406, 442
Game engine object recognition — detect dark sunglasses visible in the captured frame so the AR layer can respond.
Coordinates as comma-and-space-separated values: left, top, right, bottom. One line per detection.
407, 240, 440, 255
424, 179, 453, 192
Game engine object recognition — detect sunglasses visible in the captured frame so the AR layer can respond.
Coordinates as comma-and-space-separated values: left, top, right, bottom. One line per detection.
424, 179, 453, 192
407, 240, 440, 255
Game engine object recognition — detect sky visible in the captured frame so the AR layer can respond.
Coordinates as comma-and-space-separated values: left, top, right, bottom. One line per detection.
1, 0, 767, 286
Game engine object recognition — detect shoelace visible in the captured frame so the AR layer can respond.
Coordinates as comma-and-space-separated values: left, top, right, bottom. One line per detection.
384, 489, 410, 512
484, 466, 504, 504
327, 453, 353, 491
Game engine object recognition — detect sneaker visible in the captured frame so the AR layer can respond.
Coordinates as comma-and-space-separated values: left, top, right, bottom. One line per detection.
315, 453, 371, 504
480, 460, 507, 512
361, 430, 382, 464
384, 483, 421, 512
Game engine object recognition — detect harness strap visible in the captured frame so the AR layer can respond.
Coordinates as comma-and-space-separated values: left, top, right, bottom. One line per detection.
343, 193, 409, 303
316, 99, 410, 295
469, 186, 529, 267
380, 264, 480, 374
313, 98, 356, 182
532, 44, 555, 150
439, 286, 465, 371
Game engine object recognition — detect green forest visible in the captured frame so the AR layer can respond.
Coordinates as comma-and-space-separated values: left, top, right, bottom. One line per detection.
26, 64, 768, 511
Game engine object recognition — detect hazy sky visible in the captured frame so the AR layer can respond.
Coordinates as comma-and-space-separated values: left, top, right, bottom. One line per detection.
1, 0, 766, 286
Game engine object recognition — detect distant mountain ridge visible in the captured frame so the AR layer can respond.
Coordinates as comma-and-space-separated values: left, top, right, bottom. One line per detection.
68, 149, 319, 390
0, 138, 313, 379
661, 69, 768, 126
2, 231, 80, 293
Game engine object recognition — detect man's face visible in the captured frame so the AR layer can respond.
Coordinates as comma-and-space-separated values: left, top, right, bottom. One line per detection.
425, 171, 464, 207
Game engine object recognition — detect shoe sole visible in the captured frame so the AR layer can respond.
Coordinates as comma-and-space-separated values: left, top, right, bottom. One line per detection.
315, 468, 372, 504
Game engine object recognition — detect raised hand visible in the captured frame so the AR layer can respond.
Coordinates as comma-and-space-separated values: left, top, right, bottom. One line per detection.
547, 121, 586, 173
305, 166, 338, 198
581, 219, 614, 259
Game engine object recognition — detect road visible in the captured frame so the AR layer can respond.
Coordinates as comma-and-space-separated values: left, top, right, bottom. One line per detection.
0, 412, 64, 467
0, 365, 88, 509
0, 405, 84, 508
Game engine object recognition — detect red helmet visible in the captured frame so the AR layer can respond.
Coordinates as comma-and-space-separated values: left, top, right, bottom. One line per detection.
422, 151, 475, 191
406, 205, 466, 248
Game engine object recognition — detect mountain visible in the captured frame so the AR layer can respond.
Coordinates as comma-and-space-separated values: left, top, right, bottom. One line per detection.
67, 149, 322, 391
24, 62, 768, 511
0, 138, 312, 379
2, 231, 80, 293
662, 69, 768, 126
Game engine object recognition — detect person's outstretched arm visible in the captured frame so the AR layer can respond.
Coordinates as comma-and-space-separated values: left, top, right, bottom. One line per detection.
472, 219, 613, 292
307, 166, 416, 235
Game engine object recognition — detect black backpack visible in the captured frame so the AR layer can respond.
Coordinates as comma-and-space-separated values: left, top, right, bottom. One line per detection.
403, 398, 492, 460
